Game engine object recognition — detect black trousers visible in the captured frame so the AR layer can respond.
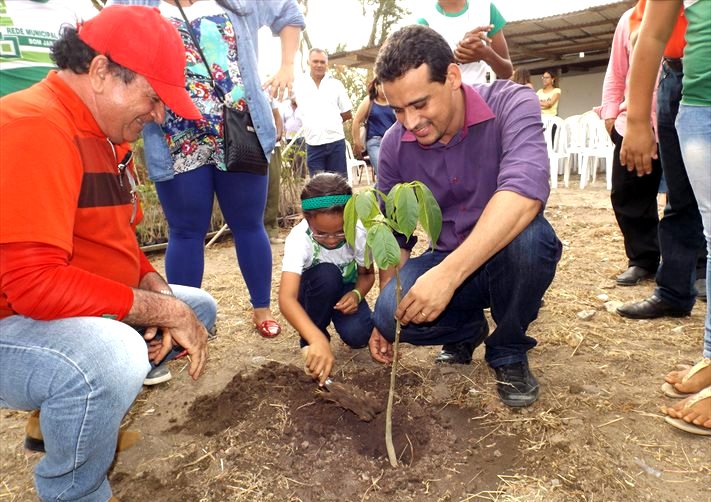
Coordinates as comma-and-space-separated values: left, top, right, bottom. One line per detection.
609, 126, 662, 272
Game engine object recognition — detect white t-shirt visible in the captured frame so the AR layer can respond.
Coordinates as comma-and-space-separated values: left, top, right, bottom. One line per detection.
418, 1, 505, 85
282, 102, 303, 139
293, 74, 352, 146
282, 219, 367, 284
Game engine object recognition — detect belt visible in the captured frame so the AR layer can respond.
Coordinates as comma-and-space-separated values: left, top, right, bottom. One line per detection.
663, 58, 683, 72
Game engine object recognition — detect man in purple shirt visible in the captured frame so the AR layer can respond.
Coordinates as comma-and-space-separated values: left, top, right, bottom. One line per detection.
369, 25, 562, 407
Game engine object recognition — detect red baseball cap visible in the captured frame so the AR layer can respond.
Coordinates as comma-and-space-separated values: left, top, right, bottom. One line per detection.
78, 5, 202, 121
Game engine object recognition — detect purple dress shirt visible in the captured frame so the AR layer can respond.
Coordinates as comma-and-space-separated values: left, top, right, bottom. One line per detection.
378, 79, 550, 252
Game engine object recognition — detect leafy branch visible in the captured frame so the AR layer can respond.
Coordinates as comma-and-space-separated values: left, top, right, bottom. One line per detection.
344, 181, 441, 467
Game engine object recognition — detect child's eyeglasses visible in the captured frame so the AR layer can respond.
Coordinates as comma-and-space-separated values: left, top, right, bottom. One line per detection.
311, 231, 346, 240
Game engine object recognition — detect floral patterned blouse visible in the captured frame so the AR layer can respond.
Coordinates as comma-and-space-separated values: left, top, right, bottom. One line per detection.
159, 2, 248, 174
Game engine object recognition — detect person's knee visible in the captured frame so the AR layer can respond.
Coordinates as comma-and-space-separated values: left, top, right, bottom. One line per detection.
338, 328, 370, 349
373, 282, 397, 340
500, 216, 560, 272
197, 291, 218, 331
40, 320, 146, 417
167, 224, 210, 240
338, 317, 373, 349
87, 320, 148, 408
172, 285, 217, 330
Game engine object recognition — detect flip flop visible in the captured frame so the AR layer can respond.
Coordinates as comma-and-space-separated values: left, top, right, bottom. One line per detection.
661, 382, 689, 398
256, 319, 281, 338
664, 417, 711, 436
663, 386, 711, 436
661, 359, 710, 398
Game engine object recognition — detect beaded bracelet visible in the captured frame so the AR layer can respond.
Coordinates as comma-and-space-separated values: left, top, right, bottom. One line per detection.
351, 289, 363, 303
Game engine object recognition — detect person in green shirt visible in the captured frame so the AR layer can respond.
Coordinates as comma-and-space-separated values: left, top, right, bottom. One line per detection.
416, 0, 512, 84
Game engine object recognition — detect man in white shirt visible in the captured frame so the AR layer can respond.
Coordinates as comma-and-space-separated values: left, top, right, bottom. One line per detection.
294, 48, 352, 176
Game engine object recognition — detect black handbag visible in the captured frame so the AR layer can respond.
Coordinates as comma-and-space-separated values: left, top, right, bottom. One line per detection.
176, 3, 268, 175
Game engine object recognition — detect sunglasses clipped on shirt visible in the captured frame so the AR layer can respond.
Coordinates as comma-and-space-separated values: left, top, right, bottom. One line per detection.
117, 150, 138, 225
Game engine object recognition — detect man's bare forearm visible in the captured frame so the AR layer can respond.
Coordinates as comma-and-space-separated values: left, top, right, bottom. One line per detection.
123, 289, 195, 328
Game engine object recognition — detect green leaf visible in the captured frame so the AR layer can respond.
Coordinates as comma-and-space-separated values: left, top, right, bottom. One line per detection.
394, 185, 418, 239
415, 183, 442, 250
385, 184, 398, 220
343, 197, 357, 247
363, 245, 373, 269
355, 190, 378, 225
366, 223, 401, 269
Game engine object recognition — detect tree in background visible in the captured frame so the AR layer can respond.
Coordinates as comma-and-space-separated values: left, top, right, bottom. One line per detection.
361, 0, 409, 47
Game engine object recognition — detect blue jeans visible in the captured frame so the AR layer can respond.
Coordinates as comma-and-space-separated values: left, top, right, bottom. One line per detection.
365, 136, 383, 176
676, 104, 711, 358
298, 263, 373, 349
0, 285, 216, 501
654, 63, 707, 310
373, 215, 562, 368
306, 139, 347, 176
156, 164, 272, 308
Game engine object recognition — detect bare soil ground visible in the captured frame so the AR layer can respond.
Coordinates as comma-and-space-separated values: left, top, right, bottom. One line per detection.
1, 181, 710, 501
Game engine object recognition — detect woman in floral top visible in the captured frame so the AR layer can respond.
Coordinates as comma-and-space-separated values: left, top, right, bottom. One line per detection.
141, 0, 303, 338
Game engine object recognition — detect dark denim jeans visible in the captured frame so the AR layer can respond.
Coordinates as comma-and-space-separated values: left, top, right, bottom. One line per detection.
306, 139, 347, 176
298, 263, 373, 349
654, 62, 706, 310
373, 215, 562, 368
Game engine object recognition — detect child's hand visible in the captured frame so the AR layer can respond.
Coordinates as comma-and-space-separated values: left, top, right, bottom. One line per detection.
302, 340, 335, 385
334, 291, 359, 315
368, 327, 393, 364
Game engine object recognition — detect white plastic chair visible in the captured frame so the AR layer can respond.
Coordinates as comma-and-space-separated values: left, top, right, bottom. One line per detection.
579, 117, 614, 190
345, 141, 370, 186
560, 114, 586, 187
541, 115, 566, 189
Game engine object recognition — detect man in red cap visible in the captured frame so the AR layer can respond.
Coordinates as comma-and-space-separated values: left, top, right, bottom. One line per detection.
0, 6, 214, 501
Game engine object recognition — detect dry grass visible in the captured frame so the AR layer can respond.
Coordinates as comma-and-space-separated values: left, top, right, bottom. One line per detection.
1, 180, 710, 502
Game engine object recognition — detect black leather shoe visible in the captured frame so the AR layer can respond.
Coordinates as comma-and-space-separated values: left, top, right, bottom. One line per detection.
616, 266, 655, 286
494, 362, 539, 407
617, 295, 691, 319
434, 322, 489, 365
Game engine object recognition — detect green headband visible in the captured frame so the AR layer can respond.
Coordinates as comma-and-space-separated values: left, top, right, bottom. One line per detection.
301, 194, 352, 211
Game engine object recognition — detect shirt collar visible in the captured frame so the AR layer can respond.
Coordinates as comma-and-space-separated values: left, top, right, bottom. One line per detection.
45, 71, 103, 136
401, 83, 495, 144
309, 73, 332, 86
45, 70, 132, 156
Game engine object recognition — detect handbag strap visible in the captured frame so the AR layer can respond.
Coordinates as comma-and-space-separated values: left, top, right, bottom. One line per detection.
364, 97, 373, 127
175, 2, 226, 103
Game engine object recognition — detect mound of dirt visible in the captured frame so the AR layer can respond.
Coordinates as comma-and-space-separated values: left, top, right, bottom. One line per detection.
111, 361, 517, 502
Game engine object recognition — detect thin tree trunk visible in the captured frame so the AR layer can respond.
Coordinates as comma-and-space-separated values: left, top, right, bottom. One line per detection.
384, 270, 402, 468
